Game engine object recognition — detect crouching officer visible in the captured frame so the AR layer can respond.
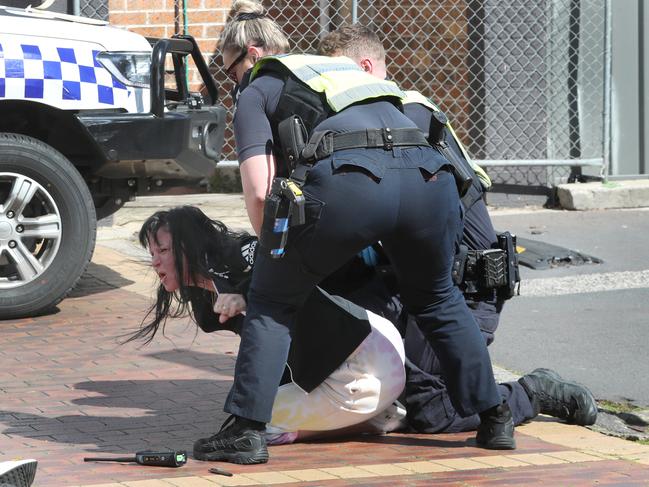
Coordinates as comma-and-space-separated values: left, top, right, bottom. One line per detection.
392, 45, 523, 434
194, 1, 516, 465
400, 88, 520, 347
317, 24, 522, 433
318, 24, 519, 335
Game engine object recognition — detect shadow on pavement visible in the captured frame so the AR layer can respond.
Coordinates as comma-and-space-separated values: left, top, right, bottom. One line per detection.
68, 262, 136, 298
145, 347, 238, 373
0, 378, 230, 454
0, 376, 472, 455
144, 349, 475, 450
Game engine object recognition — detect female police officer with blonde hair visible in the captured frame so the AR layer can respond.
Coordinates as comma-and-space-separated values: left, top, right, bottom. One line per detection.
194, 0, 517, 464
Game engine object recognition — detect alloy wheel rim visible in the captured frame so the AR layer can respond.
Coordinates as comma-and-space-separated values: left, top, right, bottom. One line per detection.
0, 172, 62, 289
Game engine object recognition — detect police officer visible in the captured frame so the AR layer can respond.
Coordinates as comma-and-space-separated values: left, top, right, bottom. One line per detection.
193, 1, 515, 464
317, 24, 598, 433
318, 23, 502, 337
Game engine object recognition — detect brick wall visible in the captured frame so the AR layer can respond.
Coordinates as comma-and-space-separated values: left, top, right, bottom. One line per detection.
107, 0, 232, 87
103, 0, 478, 161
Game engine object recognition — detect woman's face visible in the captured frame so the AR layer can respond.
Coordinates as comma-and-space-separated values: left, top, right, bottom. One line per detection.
149, 228, 180, 292
223, 45, 266, 85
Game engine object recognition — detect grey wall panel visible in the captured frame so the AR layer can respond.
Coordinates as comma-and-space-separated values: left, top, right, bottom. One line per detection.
611, 0, 643, 175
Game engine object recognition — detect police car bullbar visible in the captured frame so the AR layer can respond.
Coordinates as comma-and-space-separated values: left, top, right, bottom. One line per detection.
0, 5, 226, 318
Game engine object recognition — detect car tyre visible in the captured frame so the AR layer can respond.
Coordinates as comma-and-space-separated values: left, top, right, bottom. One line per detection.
0, 133, 96, 319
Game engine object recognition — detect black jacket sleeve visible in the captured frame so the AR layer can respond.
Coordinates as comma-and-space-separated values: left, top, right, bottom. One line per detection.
189, 235, 259, 334
188, 287, 243, 335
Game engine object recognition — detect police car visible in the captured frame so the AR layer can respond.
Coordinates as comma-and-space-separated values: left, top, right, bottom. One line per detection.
0, 6, 226, 318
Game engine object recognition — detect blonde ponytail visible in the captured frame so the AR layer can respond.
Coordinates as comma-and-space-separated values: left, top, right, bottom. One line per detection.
227, 0, 265, 20
219, 0, 289, 55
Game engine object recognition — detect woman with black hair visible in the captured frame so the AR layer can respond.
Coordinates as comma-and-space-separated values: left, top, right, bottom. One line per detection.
129, 205, 406, 452
127, 205, 255, 341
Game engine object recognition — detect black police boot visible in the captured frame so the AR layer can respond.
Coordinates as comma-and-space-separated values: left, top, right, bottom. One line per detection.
518, 368, 597, 426
476, 401, 516, 450
193, 415, 269, 464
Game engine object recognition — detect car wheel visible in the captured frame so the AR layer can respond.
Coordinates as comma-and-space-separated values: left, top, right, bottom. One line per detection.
0, 133, 96, 319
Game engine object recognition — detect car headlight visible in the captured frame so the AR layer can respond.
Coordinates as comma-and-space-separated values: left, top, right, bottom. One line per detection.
96, 51, 151, 88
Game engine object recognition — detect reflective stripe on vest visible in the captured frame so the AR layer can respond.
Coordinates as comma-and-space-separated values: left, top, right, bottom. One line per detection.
403, 90, 492, 190
251, 54, 404, 113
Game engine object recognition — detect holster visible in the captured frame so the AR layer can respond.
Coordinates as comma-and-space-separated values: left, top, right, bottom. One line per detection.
496, 231, 520, 299
428, 110, 474, 197
452, 232, 521, 299
259, 116, 318, 258
258, 177, 306, 258
278, 115, 308, 173
259, 180, 290, 258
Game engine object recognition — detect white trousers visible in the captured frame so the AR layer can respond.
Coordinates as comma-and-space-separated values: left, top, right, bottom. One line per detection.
267, 310, 406, 439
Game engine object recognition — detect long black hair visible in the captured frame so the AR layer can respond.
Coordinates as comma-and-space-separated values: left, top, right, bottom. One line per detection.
124, 205, 249, 345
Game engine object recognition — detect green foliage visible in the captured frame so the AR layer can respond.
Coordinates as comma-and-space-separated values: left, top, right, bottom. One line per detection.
602, 181, 621, 189
208, 167, 243, 193
597, 400, 642, 414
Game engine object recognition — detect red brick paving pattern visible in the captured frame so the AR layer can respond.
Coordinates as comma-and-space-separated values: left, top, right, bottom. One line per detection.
2, 268, 649, 486
282, 461, 649, 486
1, 273, 239, 485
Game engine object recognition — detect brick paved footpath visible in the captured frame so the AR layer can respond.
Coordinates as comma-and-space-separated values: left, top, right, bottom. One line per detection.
2, 244, 649, 487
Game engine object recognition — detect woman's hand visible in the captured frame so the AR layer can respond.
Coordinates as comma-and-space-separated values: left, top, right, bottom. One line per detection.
213, 293, 247, 323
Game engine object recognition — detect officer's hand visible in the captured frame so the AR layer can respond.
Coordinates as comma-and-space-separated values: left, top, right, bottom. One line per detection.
214, 293, 247, 323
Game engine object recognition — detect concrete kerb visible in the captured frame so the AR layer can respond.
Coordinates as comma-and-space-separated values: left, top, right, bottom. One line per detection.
213, 163, 649, 212
101, 194, 252, 232
557, 179, 649, 210
96, 194, 253, 258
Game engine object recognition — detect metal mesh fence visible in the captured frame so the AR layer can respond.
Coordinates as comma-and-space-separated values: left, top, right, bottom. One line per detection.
80, 0, 609, 191
263, 0, 608, 189
79, 0, 108, 21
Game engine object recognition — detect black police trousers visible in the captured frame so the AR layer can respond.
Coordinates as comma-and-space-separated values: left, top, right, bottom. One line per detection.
224, 146, 502, 423
404, 299, 535, 433
403, 198, 534, 432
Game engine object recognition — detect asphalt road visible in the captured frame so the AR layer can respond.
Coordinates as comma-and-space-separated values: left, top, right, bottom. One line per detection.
489, 207, 649, 407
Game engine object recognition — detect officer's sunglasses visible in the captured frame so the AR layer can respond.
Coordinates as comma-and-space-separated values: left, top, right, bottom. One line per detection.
225, 49, 248, 83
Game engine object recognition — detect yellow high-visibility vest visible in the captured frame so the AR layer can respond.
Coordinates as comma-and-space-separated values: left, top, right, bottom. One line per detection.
251, 54, 404, 113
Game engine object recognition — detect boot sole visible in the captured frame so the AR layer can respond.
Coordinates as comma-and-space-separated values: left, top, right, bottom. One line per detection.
0, 459, 38, 487
532, 368, 598, 425
477, 436, 517, 450
194, 447, 269, 465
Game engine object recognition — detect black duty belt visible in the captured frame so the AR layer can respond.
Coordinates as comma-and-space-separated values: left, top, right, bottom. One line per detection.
301, 128, 430, 163
264, 119, 428, 259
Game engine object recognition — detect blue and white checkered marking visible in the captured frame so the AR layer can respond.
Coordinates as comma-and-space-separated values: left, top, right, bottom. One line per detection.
0, 36, 138, 111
